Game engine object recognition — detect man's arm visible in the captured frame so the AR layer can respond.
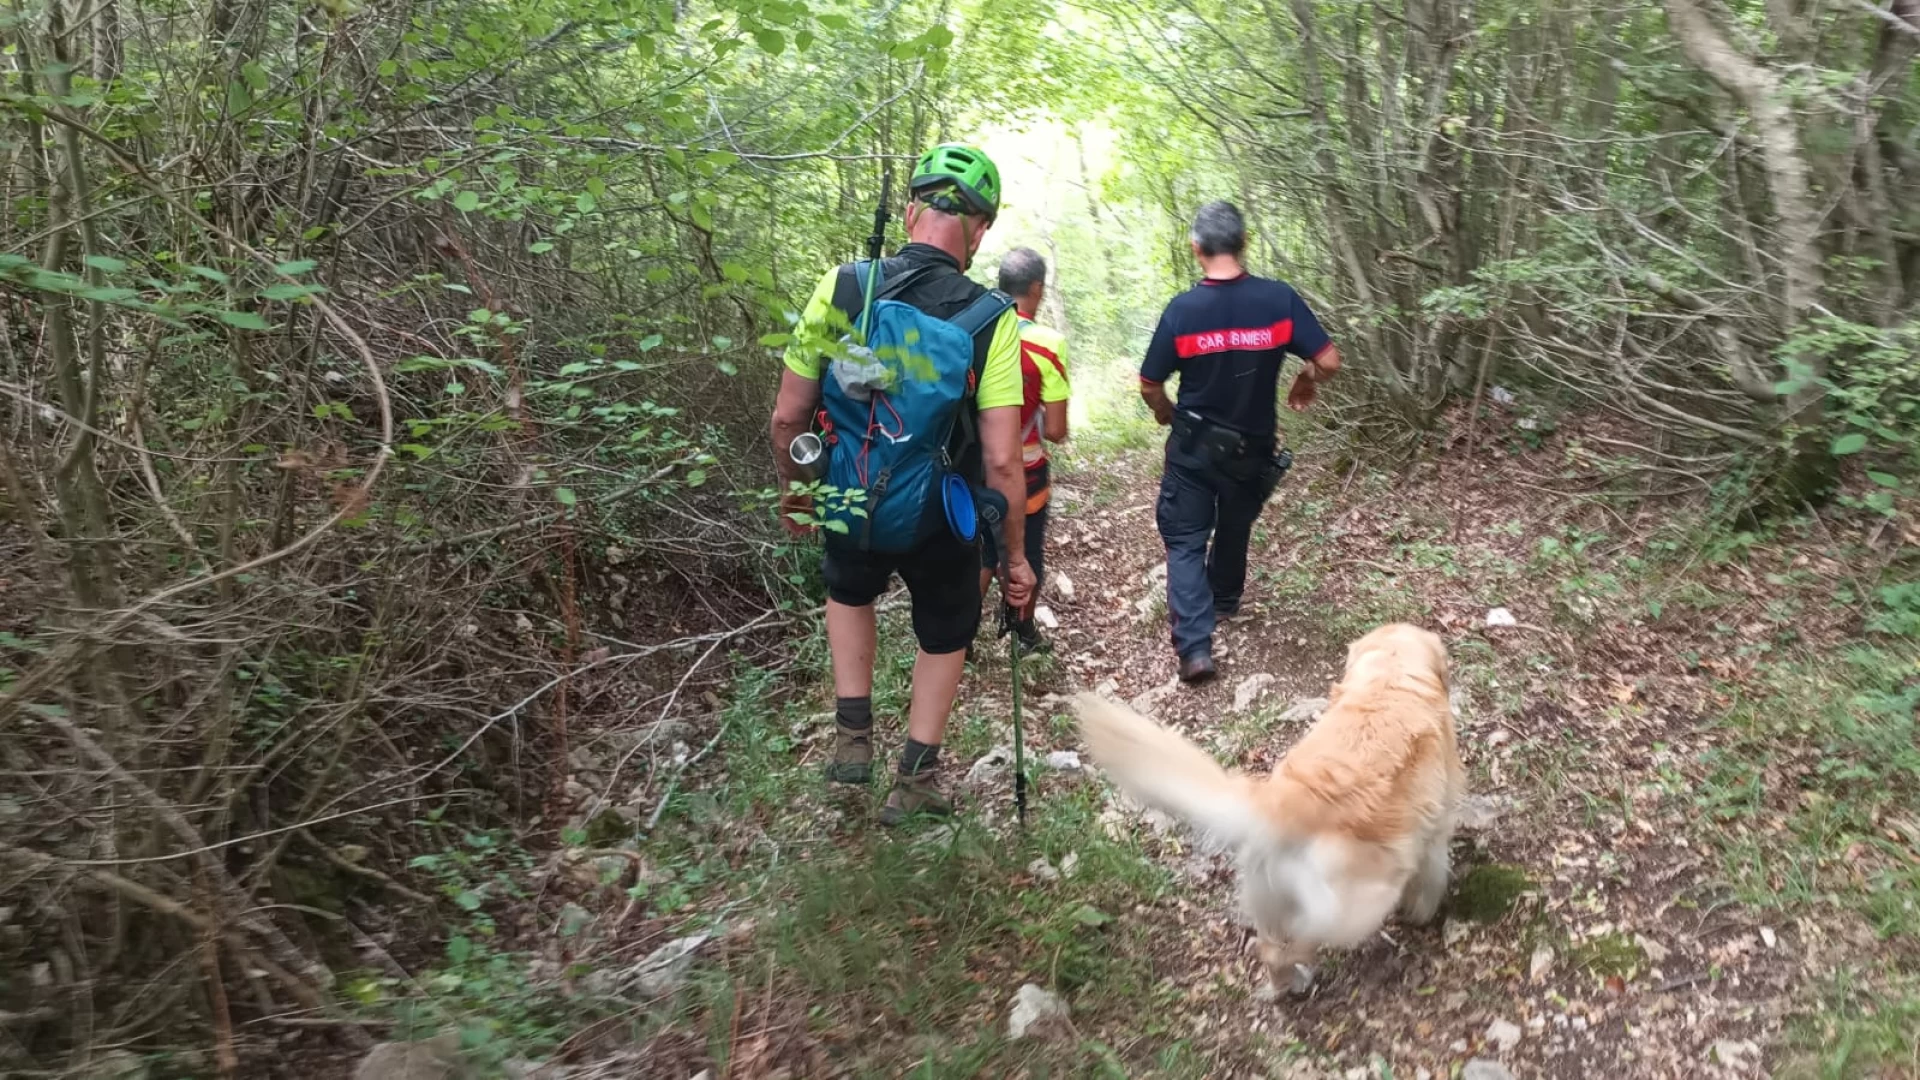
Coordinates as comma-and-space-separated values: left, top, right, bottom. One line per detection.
1139, 309, 1179, 425
981, 404, 1027, 580
1038, 334, 1070, 442
1284, 291, 1339, 411
770, 369, 821, 533
1043, 400, 1069, 443
976, 311, 1035, 610
1139, 378, 1174, 425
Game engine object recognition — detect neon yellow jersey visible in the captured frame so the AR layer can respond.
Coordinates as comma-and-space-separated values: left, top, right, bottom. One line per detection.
782, 265, 1024, 411
1016, 315, 1069, 465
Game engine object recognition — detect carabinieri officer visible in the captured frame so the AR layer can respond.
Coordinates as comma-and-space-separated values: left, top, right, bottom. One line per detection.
1138, 201, 1342, 684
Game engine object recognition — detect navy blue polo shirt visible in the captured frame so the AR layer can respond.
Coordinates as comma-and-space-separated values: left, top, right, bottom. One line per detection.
1139, 273, 1333, 438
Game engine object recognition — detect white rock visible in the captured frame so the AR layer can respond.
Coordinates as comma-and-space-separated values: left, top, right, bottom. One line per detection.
1129, 676, 1182, 716
1459, 793, 1517, 830
913, 824, 958, 849
1045, 750, 1083, 772
1489, 386, 1516, 406
1760, 926, 1777, 949
1006, 983, 1072, 1041
1028, 857, 1060, 883
1052, 572, 1076, 601
1485, 1017, 1523, 1052
966, 746, 1014, 787
1034, 605, 1059, 630
1461, 1061, 1514, 1080
1529, 945, 1555, 982
1485, 607, 1518, 628
632, 933, 711, 997
1059, 852, 1080, 877
353, 1034, 461, 1080
1711, 1040, 1759, 1069
1279, 697, 1329, 723
1232, 673, 1277, 712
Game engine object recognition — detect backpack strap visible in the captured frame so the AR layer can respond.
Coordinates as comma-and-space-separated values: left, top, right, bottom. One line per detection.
953, 289, 1015, 400
832, 260, 938, 332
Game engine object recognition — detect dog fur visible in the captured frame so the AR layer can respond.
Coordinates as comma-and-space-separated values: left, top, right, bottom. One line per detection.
1073, 623, 1464, 994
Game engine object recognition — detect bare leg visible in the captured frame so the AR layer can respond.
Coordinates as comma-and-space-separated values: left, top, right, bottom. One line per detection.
906, 649, 967, 746
825, 601, 877, 698
1257, 935, 1319, 997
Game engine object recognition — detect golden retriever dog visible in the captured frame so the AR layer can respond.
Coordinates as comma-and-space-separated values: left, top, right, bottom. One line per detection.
1073, 623, 1463, 996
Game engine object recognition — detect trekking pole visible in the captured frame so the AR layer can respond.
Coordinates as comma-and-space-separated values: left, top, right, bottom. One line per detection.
1001, 602, 1029, 827
857, 165, 892, 334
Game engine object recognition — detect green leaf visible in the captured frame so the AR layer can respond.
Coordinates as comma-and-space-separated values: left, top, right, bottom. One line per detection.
638, 333, 663, 352
685, 468, 707, 488
85, 255, 128, 273
378, 59, 399, 78
1867, 471, 1900, 488
555, 486, 578, 507
79, 286, 140, 303
716, 359, 738, 376
528, 241, 555, 254
1070, 904, 1112, 927
454, 890, 483, 912
446, 935, 473, 964
225, 79, 251, 114
219, 310, 271, 331
753, 28, 786, 54
188, 265, 231, 284
453, 190, 481, 213
261, 283, 323, 301
575, 191, 597, 213
1831, 433, 1868, 456
275, 259, 318, 276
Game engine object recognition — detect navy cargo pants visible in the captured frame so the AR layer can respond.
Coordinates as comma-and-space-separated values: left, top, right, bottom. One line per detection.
1156, 437, 1273, 661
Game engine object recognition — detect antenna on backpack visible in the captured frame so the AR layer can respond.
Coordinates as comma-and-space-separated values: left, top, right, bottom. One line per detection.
858, 163, 892, 336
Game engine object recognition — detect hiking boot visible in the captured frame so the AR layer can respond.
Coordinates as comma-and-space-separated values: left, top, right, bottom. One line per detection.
823, 722, 873, 785
878, 770, 953, 826
1178, 647, 1217, 685
1214, 599, 1242, 620
1012, 618, 1050, 655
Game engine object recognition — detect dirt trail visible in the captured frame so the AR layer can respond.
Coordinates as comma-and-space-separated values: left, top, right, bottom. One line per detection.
949, 429, 1870, 1080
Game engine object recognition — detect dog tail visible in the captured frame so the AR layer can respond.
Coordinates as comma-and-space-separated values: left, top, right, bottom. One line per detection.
1072, 693, 1269, 850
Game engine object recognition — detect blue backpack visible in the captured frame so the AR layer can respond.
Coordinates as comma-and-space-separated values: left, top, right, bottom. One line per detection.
817, 260, 1013, 552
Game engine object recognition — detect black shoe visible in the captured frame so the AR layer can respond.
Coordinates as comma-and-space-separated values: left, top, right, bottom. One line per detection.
1013, 619, 1050, 655
1178, 649, 1217, 685
1214, 600, 1241, 620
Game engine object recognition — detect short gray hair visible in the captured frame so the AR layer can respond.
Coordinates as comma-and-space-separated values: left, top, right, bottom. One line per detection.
1190, 200, 1247, 258
998, 247, 1047, 296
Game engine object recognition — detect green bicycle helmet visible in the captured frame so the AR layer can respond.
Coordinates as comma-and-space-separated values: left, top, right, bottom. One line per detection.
909, 143, 1002, 221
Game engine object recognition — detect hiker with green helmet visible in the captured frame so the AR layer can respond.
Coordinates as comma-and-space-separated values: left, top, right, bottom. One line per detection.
769, 142, 1035, 825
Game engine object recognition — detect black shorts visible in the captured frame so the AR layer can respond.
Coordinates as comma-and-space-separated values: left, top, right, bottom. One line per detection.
822, 531, 981, 654
980, 501, 1048, 586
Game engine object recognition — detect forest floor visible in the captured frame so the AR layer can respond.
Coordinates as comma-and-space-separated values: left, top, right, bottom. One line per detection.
347, 405, 1920, 1080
